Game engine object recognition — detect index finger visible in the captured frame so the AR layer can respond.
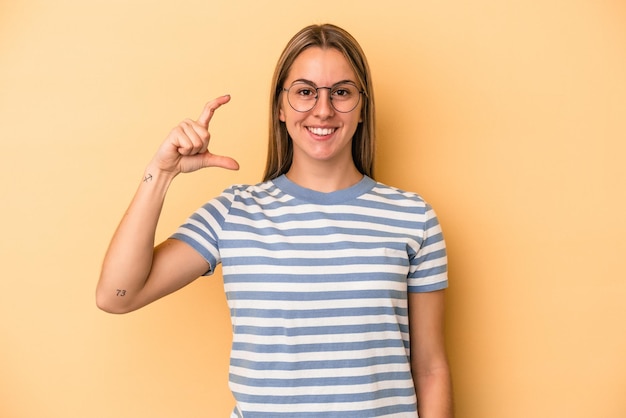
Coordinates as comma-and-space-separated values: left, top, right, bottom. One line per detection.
197, 94, 231, 127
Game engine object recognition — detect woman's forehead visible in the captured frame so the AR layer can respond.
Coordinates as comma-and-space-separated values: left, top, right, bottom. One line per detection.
286, 47, 357, 85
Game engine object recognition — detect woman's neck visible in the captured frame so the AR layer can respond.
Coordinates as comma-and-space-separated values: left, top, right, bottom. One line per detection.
285, 160, 363, 193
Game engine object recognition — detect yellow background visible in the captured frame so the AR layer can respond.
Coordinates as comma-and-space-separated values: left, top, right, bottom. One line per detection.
1, 1, 625, 417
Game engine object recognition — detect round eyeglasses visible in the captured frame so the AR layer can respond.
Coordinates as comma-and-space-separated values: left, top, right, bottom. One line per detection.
282, 81, 365, 113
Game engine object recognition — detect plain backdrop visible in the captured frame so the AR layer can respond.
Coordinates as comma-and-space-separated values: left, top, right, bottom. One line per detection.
1, 1, 625, 417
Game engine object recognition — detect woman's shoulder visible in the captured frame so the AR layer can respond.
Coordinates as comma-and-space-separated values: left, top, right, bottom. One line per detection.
222, 178, 280, 197
368, 179, 429, 207
211, 179, 288, 209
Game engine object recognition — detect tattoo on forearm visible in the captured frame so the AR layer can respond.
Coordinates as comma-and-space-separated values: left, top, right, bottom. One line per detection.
116, 289, 127, 296
143, 173, 153, 183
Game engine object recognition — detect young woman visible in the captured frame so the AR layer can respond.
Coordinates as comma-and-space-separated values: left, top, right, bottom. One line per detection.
97, 24, 453, 418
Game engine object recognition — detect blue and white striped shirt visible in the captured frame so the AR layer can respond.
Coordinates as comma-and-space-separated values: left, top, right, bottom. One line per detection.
171, 175, 448, 417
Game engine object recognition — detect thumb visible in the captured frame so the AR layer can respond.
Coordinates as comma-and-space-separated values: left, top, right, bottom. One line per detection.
201, 153, 240, 171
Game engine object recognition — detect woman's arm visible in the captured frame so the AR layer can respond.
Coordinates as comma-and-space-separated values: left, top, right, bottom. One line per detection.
96, 95, 238, 314
409, 290, 454, 418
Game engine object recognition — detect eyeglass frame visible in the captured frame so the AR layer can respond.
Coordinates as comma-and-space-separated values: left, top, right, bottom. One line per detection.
281, 80, 366, 113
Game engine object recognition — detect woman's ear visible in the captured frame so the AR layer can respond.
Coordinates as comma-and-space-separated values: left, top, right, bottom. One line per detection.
279, 106, 286, 122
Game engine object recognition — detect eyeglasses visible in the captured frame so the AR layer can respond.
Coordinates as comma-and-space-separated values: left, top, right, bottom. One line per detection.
282, 81, 364, 113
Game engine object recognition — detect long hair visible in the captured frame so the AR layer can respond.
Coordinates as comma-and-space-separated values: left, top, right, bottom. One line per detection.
262, 24, 376, 181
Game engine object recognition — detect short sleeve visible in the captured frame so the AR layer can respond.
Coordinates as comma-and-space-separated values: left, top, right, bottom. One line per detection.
169, 190, 234, 276
407, 203, 448, 292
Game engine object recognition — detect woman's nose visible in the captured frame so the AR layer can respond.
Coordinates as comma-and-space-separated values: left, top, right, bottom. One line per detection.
313, 88, 335, 117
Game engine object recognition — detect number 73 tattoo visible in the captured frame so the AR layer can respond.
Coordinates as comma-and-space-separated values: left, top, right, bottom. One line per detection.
116, 289, 126, 296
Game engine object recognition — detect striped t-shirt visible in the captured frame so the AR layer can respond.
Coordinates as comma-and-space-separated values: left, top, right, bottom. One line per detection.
171, 174, 448, 417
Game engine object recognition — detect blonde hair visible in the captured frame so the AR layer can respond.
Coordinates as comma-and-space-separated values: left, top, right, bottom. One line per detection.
262, 24, 376, 181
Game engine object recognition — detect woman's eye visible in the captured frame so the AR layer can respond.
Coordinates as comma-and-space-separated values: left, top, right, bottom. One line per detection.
332, 86, 355, 98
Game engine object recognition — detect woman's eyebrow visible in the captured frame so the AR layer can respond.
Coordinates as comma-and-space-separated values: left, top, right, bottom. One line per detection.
291, 78, 315, 85
289, 79, 357, 87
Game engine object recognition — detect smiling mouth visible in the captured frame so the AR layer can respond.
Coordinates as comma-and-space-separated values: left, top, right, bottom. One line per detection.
307, 127, 336, 136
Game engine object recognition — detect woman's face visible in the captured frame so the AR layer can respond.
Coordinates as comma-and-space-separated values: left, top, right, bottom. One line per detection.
279, 47, 362, 170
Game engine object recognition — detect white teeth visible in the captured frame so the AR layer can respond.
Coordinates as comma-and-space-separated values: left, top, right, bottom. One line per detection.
308, 127, 335, 136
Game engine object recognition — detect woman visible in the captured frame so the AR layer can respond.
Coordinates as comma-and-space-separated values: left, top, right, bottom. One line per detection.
97, 24, 453, 417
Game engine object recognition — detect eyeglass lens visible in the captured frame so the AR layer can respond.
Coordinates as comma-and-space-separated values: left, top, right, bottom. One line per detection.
286, 82, 361, 113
